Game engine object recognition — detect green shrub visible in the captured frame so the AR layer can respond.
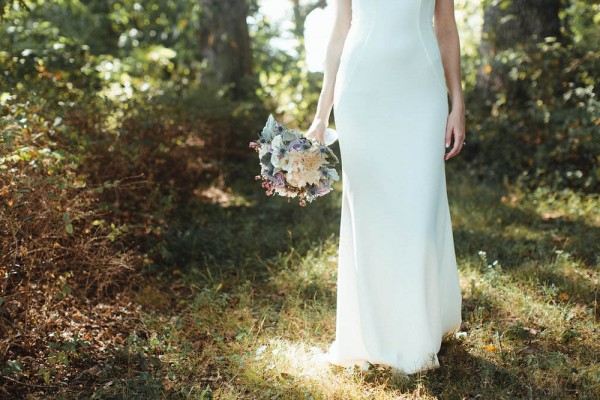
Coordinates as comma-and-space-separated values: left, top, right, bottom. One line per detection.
465, 41, 599, 193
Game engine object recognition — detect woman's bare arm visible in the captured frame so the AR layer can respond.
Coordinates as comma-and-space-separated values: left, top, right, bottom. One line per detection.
306, 0, 352, 144
434, 0, 466, 160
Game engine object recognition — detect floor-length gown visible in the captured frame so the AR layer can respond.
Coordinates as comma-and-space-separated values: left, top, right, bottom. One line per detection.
325, 0, 463, 374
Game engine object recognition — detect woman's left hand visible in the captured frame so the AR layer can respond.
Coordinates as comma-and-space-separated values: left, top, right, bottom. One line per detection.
444, 108, 466, 161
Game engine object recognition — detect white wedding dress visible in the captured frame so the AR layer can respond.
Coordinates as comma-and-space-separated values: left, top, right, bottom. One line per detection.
324, 0, 463, 374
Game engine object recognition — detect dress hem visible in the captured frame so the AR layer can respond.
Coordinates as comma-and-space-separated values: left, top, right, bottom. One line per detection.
319, 322, 462, 375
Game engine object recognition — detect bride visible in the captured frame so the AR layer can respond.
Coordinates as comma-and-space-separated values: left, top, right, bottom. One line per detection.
306, 0, 466, 374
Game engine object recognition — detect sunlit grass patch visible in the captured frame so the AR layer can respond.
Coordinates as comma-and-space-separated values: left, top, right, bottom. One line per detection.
71, 164, 600, 399
128, 168, 598, 399
229, 337, 438, 400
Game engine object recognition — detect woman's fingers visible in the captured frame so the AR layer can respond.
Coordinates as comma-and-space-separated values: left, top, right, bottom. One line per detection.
445, 119, 453, 149
444, 128, 464, 160
306, 126, 326, 144
318, 131, 326, 144
307, 131, 318, 142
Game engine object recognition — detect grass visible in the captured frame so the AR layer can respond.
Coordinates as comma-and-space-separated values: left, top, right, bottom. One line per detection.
72, 157, 600, 400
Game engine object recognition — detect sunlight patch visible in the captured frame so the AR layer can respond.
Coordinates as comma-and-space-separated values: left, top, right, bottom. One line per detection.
251, 338, 334, 379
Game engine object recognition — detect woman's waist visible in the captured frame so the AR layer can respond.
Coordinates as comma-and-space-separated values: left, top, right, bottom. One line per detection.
343, 34, 441, 64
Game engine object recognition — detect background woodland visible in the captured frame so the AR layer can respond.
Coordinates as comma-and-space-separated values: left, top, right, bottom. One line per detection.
0, 0, 598, 398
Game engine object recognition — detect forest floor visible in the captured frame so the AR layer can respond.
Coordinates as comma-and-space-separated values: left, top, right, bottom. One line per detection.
7, 160, 599, 399
74, 159, 598, 400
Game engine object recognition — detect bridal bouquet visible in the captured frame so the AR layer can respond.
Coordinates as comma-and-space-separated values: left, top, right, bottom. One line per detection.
249, 114, 340, 206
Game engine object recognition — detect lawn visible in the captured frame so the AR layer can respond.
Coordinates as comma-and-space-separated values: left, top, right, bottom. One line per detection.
78, 159, 599, 399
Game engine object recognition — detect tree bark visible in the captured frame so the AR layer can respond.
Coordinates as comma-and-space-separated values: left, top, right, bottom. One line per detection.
477, 0, 563, 95
290, 0, 327, 38
198, 0, 255, 98
481, 0, 562, 54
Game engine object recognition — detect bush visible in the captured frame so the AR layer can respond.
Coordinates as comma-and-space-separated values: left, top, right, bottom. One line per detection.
0, 30, 263, 395
465, 40, 600, 193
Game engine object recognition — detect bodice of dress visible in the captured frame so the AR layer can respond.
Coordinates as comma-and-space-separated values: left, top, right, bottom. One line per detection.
334, 0, 446, 106
349, 0, 437, 36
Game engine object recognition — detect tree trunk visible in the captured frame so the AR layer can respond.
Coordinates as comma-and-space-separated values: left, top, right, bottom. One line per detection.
476, 0, 562, 95
290, 0, 327, 38
198, 0, 255, 98
481, 0, 562, 55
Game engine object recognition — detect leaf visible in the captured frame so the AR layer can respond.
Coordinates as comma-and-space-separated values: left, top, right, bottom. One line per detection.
499, 0, 512, 11
2, 360, 23, 377
282, 129, 300, 142
36, 368, 50, 385
260, 152, 272, 167
260, 114, 277, 141
328, 168, 340, 181
65, 223, 73, 235
326, 148, 339, 163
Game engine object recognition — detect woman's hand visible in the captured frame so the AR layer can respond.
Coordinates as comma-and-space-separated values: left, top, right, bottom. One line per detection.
305, 117, 328, 144
435, 0, 466, 161
444, 107, 465, 161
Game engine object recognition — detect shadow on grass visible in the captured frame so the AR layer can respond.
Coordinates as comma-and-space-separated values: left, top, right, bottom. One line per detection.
429, 340, 552, 399
448, 169, 599, 311
126, 160, 598, 399
155, 158, 343, 284
454, 289, 596, 398
455, 225, 598, 309
449, 177, 599, 268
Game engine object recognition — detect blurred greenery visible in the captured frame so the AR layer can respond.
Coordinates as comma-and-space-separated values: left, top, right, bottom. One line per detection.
0, 0, 598, 397
460, 0, 600, 192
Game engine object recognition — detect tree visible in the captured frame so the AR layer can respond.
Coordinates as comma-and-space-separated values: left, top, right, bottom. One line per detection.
476, 0, 563, 95
291, 0, 327, 38
481, 0, 562, 53
198, 0, 255, 98
0, 0, 28, 20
